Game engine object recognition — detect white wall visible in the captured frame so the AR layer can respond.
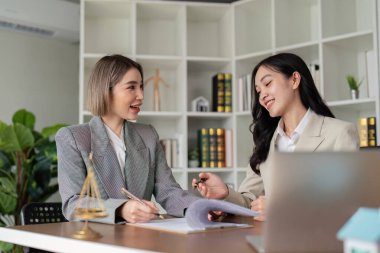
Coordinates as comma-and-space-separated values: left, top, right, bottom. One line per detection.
0, 29, 79, 130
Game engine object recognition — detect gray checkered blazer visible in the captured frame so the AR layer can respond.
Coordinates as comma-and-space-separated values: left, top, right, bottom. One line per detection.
56, 116, 199, 224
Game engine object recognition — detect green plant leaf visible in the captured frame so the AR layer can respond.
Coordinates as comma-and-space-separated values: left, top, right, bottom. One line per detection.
13, 123, 34, 150
12, 109, 35, 130
41, 124, 67, 138
0, 241, 14, 252
0, 177, 17, 214
0, 121, 20, 153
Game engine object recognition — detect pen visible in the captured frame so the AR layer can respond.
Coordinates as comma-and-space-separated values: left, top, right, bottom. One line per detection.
121, 187, 165, 219
193, 178, 207, 189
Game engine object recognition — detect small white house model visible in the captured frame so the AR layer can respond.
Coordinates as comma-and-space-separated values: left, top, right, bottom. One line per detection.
337, 207, 380, 253
191, 96, 209, 112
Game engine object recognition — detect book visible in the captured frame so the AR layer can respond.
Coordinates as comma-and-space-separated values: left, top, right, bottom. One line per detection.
128, 199, 259, 234
209, 128, 218, 168
224, 73, 233, 112
367, 117, 377, 147
160, 139, 172, 167
198, 128, 210, 168
225, 129, 233, 167
358, 118, 368, 147
212, 73, 225, 112
216, 128, 225, 168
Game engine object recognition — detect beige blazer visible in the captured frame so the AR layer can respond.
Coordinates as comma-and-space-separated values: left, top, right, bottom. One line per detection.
225, 111, 359, 208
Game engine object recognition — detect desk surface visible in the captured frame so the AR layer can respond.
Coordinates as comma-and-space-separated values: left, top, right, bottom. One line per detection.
0, 216, 262, 253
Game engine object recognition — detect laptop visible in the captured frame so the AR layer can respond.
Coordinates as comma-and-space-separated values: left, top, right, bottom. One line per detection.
246, 151, 380, 253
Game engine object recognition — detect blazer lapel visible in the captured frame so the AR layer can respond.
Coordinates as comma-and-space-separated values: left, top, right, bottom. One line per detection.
295, 112, 325, 152
89, 117, 125, 198
123, 121, 149, 199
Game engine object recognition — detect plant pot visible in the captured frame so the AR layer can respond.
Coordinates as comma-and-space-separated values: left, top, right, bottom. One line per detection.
351, 89, 359, 99
188, 160, 199, 168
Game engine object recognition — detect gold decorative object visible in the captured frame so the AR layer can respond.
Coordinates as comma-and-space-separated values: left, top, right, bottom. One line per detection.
145, 68, 170, 111
71, 152, 107, 240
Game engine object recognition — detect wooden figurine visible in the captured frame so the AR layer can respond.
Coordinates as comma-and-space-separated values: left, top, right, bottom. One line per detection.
145, 69, 170, 111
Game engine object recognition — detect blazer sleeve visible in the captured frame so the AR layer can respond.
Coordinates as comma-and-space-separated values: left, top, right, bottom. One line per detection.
149, 126, 200, 217
224, 165, 264, 208
333, 123, 359, 151
56, 127, 127, 224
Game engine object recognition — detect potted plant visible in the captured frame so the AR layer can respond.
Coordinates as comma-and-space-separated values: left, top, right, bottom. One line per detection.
188, 147, 199, 168
0, 109, 66, 252
346, 75, 363, 99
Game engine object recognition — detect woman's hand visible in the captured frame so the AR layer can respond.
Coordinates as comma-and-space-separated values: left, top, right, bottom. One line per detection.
192, 172, 229, 199
118, 200, 160, 223
250, 196, 266, 221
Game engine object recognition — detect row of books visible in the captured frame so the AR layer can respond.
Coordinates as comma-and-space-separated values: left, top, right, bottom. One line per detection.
198, 128, 233, 168
160, 138, 181, 168
212, 73, 233, 112
237, 73, 252, 112
358, 117, 377, 147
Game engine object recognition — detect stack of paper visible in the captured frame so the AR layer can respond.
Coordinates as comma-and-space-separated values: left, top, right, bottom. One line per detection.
128, 199, 259, 234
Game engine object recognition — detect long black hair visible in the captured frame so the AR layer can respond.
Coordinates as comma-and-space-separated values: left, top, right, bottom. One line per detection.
249, 53, 334, 175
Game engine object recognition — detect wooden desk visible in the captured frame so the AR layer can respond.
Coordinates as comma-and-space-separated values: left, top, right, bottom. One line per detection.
0, 217, 262, 253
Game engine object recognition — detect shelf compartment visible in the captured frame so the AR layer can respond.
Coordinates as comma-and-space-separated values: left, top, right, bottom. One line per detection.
187, 5, 232, 58
234, 0, 272, 56
136, 3, 184, 56
321, 0, 374, 39
236, 115, 253, 168
137, 57, 185, 112
274, 0, 319, 48
187, 60, 232, 112
322, 32, 374, 101
84, 1, 132, 55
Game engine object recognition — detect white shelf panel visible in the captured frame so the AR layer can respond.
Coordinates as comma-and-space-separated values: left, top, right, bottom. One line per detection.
234, 50, 273, 62
327, 98, 376, 111
187, 112, 232, 118
187, 168, 234, 173
139, 111, 183, 117
235, 111, 251, 116
322, 31, 373, 51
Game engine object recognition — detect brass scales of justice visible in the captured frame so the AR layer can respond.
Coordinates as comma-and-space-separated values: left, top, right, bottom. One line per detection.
71, 152, 107, 239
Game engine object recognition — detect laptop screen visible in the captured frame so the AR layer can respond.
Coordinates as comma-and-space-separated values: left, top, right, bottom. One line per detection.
264, 151, 380, 253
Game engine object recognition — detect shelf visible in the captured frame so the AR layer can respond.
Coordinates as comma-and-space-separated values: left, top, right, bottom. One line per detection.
187, 5, 232, 58
187, 168, 234, 173
322, 31, 373, 51
234, 0, 272, 56
235, 111, 251, 116
84, 1, 132, 55
187, 112, 232, 118
321, 0, 374, 39
139, 111, 183, 118
136, 3, 184, 56
275, 0, 319, 48
327, 98, 376, 111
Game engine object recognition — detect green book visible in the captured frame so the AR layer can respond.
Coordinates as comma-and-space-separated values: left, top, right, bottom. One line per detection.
198, 128, 210, 168
224, 73, 232, 112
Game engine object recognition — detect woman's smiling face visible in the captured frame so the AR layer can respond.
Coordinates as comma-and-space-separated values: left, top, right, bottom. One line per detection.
254, 65, 300, 118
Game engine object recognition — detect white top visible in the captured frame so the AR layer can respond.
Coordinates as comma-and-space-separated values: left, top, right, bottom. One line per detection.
104, 124, 126, 178
275, 108, 312, 152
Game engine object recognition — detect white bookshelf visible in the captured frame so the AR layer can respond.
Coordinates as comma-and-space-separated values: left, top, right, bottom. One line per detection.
80, 0, 380, 191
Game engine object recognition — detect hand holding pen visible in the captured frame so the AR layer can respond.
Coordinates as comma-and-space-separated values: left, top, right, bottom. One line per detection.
192, 172, 229, 199
119, 187, 165, 223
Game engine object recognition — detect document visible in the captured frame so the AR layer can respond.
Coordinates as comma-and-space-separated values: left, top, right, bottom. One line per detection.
128, 199, 259, 234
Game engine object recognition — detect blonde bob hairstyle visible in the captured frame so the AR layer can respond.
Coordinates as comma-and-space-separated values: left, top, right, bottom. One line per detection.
87, 54, 143, 116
